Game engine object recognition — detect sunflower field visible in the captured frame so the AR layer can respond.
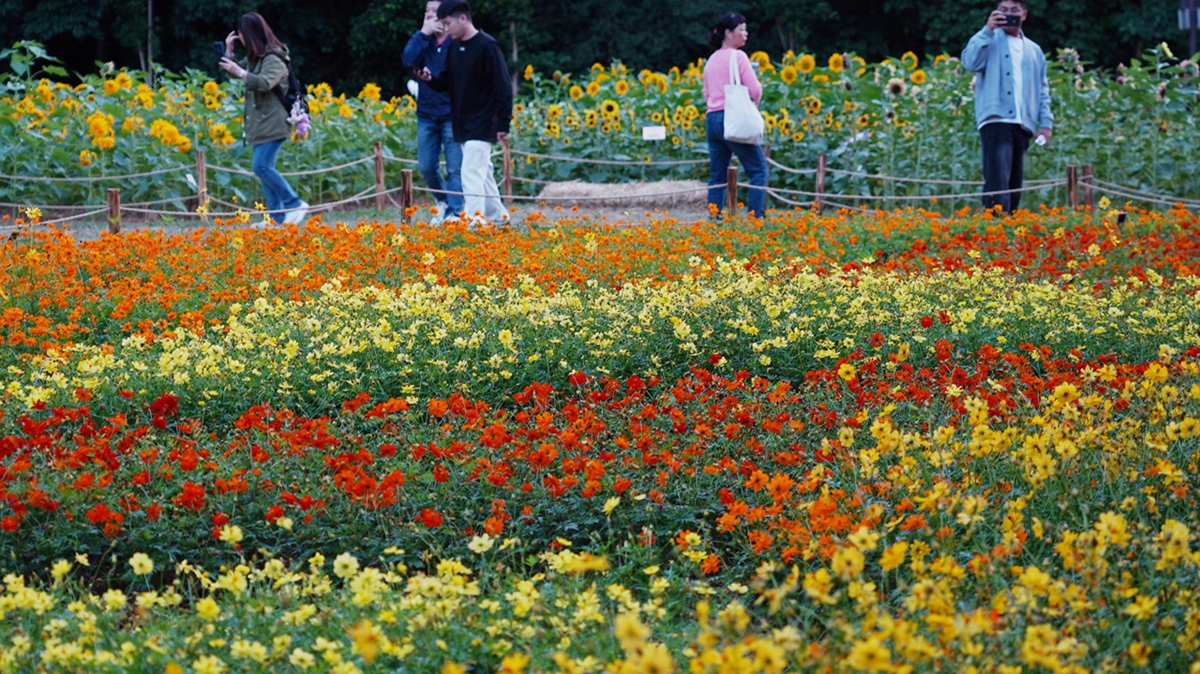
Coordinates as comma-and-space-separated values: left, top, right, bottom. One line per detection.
2, 197, 1200, 672
1, 40, 1198, 211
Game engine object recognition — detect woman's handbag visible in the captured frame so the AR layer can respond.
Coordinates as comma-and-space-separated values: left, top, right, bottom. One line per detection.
722, 51, 764, 145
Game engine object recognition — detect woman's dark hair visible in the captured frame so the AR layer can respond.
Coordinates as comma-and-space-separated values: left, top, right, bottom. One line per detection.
708, 13, 746, 51
238, 12, 286, 63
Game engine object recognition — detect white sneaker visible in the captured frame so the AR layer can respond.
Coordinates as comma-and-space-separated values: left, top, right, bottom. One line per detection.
283, 201, 309, 225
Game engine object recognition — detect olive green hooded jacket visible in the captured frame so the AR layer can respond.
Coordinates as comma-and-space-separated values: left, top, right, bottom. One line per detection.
238, 48, 291, 146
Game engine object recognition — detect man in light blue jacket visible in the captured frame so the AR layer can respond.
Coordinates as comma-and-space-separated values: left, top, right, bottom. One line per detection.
961, 0, 1053, 214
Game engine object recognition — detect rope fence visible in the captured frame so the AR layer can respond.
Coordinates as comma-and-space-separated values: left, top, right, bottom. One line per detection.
4, 142, 1198, 232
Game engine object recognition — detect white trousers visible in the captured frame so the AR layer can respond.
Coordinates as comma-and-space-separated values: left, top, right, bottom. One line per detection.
459, 140, 507, 224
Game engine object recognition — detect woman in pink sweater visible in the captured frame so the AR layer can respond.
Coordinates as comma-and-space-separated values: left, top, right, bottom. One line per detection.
703, 13, 768, 218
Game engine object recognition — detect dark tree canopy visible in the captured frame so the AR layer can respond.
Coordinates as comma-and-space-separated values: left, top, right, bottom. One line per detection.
0, 0, 1189, 97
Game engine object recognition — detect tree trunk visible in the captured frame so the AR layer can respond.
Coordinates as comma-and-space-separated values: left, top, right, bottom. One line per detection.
510, 21, 519, 96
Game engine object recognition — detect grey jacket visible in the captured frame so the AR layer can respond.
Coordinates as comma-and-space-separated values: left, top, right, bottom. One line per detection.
961, 27, 1053, 135
238, 48, 291, 146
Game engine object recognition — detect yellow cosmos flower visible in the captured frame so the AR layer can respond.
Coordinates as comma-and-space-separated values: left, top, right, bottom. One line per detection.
838, 362, 857, 381
129, 552, 154, 575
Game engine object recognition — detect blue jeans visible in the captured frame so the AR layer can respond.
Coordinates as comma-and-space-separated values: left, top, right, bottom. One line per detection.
417, 116, 464, 214
706, 110, 768, 218
979, 122, 1031, 214
251, 139, 302, 221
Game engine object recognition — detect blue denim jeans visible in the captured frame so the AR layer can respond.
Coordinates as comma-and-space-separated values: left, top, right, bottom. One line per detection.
706, 110, 768, 218
979, 122, 1031, 214
251, 139, 302, 221
417, 116, 464, 214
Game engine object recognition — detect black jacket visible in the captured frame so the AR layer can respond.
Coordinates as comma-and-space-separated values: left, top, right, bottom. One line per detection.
427, 30, 513, 143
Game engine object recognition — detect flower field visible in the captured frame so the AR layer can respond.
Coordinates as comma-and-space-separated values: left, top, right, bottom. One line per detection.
2, 203, 1200, 672
2, 41, 1198, 212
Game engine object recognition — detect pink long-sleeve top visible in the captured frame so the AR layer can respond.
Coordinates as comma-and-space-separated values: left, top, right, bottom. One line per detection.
703, 48, 762, 112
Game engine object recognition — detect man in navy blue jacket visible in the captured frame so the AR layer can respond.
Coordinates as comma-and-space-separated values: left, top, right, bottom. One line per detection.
402, 1, 464, 224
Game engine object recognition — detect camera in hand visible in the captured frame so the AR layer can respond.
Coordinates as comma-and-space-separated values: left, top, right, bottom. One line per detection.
1003, 14, 1021, 27
212, 41, 227, 63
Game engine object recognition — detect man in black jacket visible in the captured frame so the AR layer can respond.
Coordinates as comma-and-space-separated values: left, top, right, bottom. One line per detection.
417, 0, 513, 226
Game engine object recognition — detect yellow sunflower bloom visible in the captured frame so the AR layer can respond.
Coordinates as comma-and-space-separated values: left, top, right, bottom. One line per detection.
586, 81, 600, 97
569, 85, 583, 100
828, 53, 844, 73
911, 69, 927, 85
797, 54, 816, 74
901, 51, 919, 70
614, 80, 629, 96
780, 65, 798, 85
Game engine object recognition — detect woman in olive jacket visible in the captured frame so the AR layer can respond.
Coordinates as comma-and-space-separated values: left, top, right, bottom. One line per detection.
219, 13, 308, 226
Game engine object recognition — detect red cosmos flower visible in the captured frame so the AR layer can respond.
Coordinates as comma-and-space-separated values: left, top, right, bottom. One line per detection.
342, 392, 372, 414
265, 505, 285, 523
416, 508, 443, 528
173, 482, 206, 512
568, 371, 589, 386
920, 315, 934, 329
85, 503, 123, 526
149, 392, 179, 418
432, 465, 450, 483
709, 353, 723, 365
428, 399, 449, 418
869, 332, 885, 349
1, 515, 21, 531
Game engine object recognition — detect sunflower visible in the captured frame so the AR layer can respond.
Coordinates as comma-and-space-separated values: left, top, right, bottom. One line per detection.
599, 99, 619, 117
901, 51, 919, 71
203, 81, 220, 95
523, 64, 534, 81
749, 51, 773, 71
886, 77, 907, 97
934, 54, 950, 66
102, 79, 120, 95
792, 131, 805, 142
569, 85, 583, 100
797, 54, 816, 74
857, 113, 870, 127
586, 81, 600, 97
651, 111, 662, 122
803, 96, 822, 116
813, 74, 829, 84
585, 110, 598, 128
547, 103, 562, 120
775, 65, 797, 86
828, 53, 844, 73
910, 69, 927, 85
614, 80, 629, 96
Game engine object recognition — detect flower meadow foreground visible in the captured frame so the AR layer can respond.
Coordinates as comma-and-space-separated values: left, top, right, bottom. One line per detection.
1, 205, 1200, 673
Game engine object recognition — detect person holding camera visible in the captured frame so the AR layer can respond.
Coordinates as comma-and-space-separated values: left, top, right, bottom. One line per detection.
403, 0, 464, 225
218, 12, 309, 226
703, 12, 768, 219
414, 0, 512, 227
961, 0, 1053, 214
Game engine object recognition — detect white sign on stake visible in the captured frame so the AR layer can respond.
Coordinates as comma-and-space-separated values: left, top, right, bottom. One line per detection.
641, 125, 667, 141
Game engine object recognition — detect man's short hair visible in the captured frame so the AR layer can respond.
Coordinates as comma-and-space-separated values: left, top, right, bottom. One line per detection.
997, 0, 1027, 7
437, 0, 471, 20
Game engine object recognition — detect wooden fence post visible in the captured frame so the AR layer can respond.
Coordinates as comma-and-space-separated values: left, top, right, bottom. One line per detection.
106, 188, 121, 234
374, 142, 386, 213
400, 169, 413, 225
815, 154, 827, 211
1066, 165, 1079, 209
725, 166, 739, 215
196, 150, 207, 206
1081, 164, 1093, 211
501, 136, 513, 206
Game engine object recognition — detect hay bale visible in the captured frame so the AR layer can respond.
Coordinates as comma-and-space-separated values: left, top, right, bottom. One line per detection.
536, 180, 708, 209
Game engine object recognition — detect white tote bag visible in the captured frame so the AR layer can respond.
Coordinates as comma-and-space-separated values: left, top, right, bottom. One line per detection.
722, 51, 764, 145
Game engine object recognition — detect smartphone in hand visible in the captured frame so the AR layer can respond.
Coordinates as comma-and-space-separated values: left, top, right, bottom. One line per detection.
212, 41, 227, 63
1003, 14, 1021, 27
